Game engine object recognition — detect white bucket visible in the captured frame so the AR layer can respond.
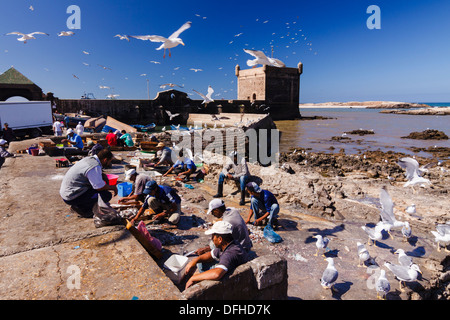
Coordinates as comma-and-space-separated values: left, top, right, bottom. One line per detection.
164, 254, 188, 274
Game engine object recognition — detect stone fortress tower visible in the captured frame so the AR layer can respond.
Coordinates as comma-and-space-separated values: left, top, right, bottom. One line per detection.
235, 62, 303, 120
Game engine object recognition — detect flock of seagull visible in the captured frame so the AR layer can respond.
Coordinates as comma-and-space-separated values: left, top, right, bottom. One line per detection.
3, 7, 317, 101
315, 156, 449, 299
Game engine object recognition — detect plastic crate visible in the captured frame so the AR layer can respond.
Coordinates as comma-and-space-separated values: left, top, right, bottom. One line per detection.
117, 182, 133, 197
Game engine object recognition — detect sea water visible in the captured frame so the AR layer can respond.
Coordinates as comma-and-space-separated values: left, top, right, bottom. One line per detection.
275, 104, 450, 159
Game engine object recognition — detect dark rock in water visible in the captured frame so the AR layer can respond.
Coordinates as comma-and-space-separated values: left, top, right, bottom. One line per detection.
402, 129, 448, 140
345, 129, 375, 136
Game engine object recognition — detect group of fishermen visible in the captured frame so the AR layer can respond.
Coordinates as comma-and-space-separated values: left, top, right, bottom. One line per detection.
58, 142, 280, 288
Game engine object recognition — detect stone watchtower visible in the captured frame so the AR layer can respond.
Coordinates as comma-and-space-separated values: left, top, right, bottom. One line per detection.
235, 62, 303, 120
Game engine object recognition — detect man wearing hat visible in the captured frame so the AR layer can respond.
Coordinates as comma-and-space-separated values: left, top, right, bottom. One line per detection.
213, 151, 249, 206
130, 180, 181, 225
62, 128, 84, 150
0, 139, 14, 169
195, 199, 252, 255
184, 221, 248, 289
118, 169, 153, 204
245, 182, 280, 228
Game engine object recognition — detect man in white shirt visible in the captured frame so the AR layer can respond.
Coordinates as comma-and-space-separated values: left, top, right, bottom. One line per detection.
53, 120, 63, 136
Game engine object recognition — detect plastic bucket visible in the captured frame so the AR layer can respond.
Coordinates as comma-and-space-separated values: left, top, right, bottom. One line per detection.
163, 254, 188, 274
30, 148, 39, 156
117, 182, 133, 197
106, 174, 119, 186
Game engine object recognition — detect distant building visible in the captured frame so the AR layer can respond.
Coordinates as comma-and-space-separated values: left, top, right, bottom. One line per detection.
0, 67, 44, 101
235, 63, 303, 120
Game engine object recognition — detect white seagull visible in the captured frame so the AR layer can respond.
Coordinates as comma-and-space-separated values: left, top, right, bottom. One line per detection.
58, 31, 75, 37
6, 31, 49, 43
361, 224, 384, 246
397, 157, 431, 191
376, 269, 390, 300
193, 86, 214, 105
384, 262, 422, 292
313, 235, 329, 257
129, 21, 192, 58
114, 34, 130, 41
321, 258, 338, 291
377, 187, 407, 238
431, 223, 450, 252
394, 249, 413, 267
189, 68, 203, 72
165, 110, 180, 121
356, 242, 371, 267
243, 49, 285, 68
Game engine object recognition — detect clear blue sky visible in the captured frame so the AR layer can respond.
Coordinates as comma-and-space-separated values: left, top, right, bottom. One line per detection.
1, 0, 449, 103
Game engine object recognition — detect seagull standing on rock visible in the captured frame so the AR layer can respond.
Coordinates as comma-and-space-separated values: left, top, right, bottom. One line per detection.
356, 242, 371, 267
313, 235, 330, 257
321, 258, 338, 292
376, 269, 390, 300
384, 262, 421, 292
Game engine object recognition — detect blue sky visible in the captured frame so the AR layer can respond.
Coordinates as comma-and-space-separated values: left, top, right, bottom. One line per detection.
1, 0, 449, 103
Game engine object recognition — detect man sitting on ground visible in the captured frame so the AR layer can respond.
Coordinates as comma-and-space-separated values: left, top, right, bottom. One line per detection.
59, 149, 122, 227
130, 180, 181, 225
195, 199, 252, 256
213, 151, 249, 206
184, 221, 248, 290
118, 169, 153, 204
106, 130, 118, 146
244, 182, 280, 229
62, 128, 84, 150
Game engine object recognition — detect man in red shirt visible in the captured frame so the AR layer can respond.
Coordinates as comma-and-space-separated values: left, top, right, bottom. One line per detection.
106, 130, 117, 146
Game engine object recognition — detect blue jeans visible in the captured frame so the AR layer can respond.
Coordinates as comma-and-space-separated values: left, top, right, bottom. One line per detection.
250, 197, 279, 225
218, 173, 248, 191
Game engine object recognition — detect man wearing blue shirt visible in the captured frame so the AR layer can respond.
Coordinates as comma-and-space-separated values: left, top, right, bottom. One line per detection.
163, 149, 197, 181
130, 180, 181, 225
244, 182, 280, 228
62, 128, 84, 149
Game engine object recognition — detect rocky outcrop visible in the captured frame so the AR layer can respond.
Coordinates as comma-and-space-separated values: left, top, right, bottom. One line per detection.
402, 129, 448, 140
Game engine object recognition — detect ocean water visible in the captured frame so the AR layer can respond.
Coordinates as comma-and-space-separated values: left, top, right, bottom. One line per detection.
275, 105, 450, 159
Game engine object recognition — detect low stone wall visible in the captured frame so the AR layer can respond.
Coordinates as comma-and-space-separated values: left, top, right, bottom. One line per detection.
182, 255, 288, 300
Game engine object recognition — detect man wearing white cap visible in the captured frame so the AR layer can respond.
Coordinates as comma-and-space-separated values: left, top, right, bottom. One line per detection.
118, 169, 153, 204
195, 199, 252, 255
184, 221, 248, 289
62, 128, 84, 150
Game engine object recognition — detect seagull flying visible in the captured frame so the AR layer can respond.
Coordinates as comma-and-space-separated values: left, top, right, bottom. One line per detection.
431, 223, 450, 252
58, 31, 75, 37
129, 21, 192, 58
377, 186, 407, 238
114, 34, 130, 41
6, 31, 49, 43
165, 110, 180, 121
243, 49, 285, 67
397, 157, 431, 191
189, 68, 203, 72
193, 86, 214, 105
98, 64, 112, 70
